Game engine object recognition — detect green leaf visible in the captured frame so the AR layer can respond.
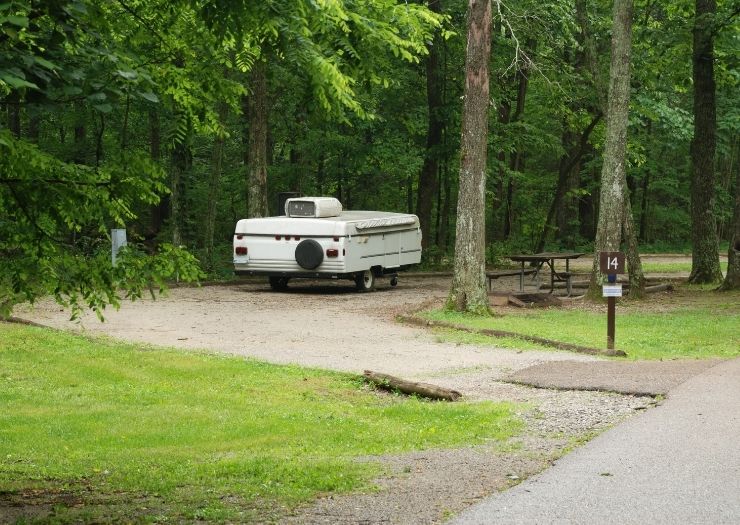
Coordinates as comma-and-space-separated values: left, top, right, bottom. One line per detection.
6, 15, 28, 27
87, 92, 107, 102
0, 72, 38, 89
116, 70, 138, 80
93, 103, 113, 113
138, 91, 159, 103
62, 85, 83, 96
34, 57, 57, 70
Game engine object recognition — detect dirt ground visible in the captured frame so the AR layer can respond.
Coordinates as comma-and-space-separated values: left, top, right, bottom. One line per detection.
15, 271, 661, 524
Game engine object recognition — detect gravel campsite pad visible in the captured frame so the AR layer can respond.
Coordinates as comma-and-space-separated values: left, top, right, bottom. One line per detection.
18, 275, 660, 523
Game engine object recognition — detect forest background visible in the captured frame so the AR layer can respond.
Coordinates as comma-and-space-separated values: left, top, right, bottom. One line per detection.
1, 0, 738, 316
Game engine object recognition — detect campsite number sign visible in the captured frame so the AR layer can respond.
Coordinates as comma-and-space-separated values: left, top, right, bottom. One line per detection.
599, 251, 625, 274
599, 251, 625, 351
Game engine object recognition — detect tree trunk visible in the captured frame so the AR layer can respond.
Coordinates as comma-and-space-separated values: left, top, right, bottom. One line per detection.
575, 0, 607, 112
555, 126, 576, 239
688, 0, 722, 284
204, 103, 229, 272
247, 59, 269, 218
716, 138, 738, 240
406, 174, 413, 214
439, 158, 452, 250
170, 122, 192, 247
436, 36, 451, 249
316, 151, 325, 195
718, 167, 740, 290
73, 102, 86, 164
639, 168, 650, 241
120, 94, 130, 151
448, 0, 492, 314
536, 113, 602, 253
415, 0, 443, 250
588, 0, 633, 296
491, 102, 510, 242
579, 167, 597, 240
7, 95, 20, 138
149, 108, 169, 241
28, 114, 40, 143
502, 48, 532, 241
623, 196, 646, 297
94, 113, 105, 167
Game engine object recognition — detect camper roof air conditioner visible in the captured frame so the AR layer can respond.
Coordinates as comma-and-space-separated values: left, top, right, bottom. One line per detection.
285, 197, 343, 218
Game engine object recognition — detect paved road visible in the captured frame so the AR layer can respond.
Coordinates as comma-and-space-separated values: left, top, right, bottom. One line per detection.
453, 357, 740, 525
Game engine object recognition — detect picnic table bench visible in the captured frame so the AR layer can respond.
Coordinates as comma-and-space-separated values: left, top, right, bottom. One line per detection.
486, 268, 537, 291
506, 252, 585, 296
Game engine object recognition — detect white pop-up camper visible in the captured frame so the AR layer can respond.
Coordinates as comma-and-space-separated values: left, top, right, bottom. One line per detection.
233, 197, 422, 291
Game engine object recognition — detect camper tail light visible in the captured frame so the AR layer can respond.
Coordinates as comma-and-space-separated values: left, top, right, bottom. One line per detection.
235, 246, 248, 255
326, 248, 339, 258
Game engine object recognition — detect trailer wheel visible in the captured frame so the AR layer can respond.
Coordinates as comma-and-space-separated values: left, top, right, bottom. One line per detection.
295, 239, 324, 270
269, 276, 290, 291
355, 270, 375, 292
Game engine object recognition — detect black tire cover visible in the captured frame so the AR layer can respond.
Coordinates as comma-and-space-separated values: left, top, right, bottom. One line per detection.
295, 239, 324, 269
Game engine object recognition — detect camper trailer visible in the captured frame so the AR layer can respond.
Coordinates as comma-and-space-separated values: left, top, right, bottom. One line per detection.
233, 197, 422, 291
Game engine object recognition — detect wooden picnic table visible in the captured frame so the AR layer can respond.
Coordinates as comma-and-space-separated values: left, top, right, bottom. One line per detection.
506, 252, 586, 295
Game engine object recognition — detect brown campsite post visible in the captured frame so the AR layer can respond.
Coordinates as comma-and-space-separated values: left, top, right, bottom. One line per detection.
599, 251, 625, 350
607, 296, 616, 349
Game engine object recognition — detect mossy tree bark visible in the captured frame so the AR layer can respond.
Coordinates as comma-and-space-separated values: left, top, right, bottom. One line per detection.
588, 0, 633, 297
688, 0, 723, 284
448, 0, 491, 314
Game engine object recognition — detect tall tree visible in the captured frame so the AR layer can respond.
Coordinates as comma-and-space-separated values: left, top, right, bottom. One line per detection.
448, 0, 491, 314
588, 0, 634, 296
204, 103, 229, 271
535, 113, 602, 253
247, 58, 269, 218
688, 0, 723, 284
416, 0, 444, 249
170, 122, 193, 247
719, 167, 739, 290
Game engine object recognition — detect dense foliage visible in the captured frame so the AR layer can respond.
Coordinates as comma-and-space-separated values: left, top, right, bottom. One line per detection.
1, 0, 738, 314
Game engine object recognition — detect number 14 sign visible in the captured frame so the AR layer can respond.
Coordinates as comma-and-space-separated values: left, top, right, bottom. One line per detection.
599, 251, 625, 274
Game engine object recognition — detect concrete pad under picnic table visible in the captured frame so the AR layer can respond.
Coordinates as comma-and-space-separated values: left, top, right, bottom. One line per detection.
506, 359, 726, 396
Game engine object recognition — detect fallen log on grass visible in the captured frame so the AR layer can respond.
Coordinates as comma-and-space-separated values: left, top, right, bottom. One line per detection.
550, 280, 672, 293
363, 370, 462, 401
397, 315, 626, 357
645, 283, 674, 293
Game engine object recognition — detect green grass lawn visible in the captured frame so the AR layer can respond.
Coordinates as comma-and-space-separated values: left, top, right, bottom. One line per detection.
0, 323, 521, 523
422, 293, 739, 360
640, 261, 728, 274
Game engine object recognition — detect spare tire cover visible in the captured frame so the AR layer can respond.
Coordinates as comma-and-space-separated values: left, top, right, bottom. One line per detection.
295, 239, 324, 270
